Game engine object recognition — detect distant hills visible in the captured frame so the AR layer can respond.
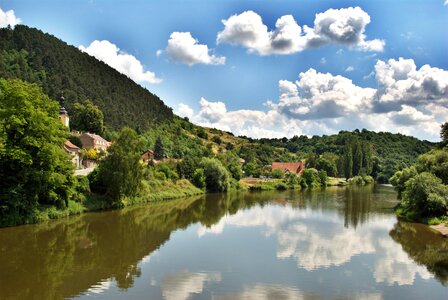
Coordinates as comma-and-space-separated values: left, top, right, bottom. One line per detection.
0, 25, 173, 131
0, 25, 436, 182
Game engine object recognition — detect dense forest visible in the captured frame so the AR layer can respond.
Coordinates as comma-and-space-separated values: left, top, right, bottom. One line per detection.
0, 25, 173, 131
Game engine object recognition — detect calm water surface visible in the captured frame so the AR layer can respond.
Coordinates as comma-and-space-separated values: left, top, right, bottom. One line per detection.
0, 185, 447, 299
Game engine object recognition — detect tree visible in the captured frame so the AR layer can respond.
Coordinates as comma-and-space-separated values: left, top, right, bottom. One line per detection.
95, 127, 144, 205
70, 99, 105, 134
343, 142, 353, 179
200, 158, 230, 192
441, 122, 448, 146
353, 140, 363, 176
401, 172, 448, 218
154, 136, 165, 160
315, 157, 337, 177
192, 168, 205, 189
0, 79, 75, 225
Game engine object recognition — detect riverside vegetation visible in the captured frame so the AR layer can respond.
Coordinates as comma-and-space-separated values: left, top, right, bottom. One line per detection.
0, 25, 443, 227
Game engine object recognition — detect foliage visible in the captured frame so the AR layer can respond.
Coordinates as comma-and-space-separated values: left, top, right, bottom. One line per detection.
416, 149, 448, 184
154, 161, 179, 181
243, 161, 261, 178
348, 176, 366, 186
315, 157, 337, 177
0, 79, 77, 226
154, 136, 165, 160
68, 135, 82, 148
71, 100, 105, 135
390, 166, 418, 199
441, 122, 448, 146
192, 168, 206, 189
271, 169, 284, 179
200, 158, 230, 192
318, 170, 328, 186
301, 168, 322, 189
82, 148, 98, 160
94, 127, 144, 205
286, 172, 300, 186
177, 156, 200, 180
0, 25, 173, 131
219, 151, 243, 181
401, 172, 448, 219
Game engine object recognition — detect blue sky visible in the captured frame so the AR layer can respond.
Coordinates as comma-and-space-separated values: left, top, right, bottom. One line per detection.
1, 0, 448, 141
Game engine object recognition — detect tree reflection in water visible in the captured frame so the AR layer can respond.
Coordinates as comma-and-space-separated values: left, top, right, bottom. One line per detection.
389, 221, 448, 285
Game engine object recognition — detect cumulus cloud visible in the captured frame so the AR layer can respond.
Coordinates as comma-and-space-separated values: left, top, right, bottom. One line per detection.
179, 58, 446, 141
0, 7, 21, 28
217, 7, 384, 55
165, 32, 225, 66
175, 103, 194, 119
375, 57, 448, 106
161, 271, 221, 300
79, 40, 161, 84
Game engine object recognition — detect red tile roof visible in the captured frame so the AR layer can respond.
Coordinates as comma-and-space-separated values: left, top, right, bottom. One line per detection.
64, 140, 80, 152
272, 161, 305, 175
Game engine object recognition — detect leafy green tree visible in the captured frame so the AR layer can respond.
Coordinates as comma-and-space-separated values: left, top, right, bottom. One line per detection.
287, 172, 299, 186
318, 170, 328, 186
353, 140, 363, 176
95, 127, 143, 205
301, 168, 321, 189
343, 142, 353, 179
441, 122, 448, 146
177, 156, 199, 180
401, 172, 448, 218
200, 158, 230, 192
416, 149, 448, 184
70, 99, 105, 134
315, 157, 337, 177
154, 136, 165, 160
244, 161, 261, 177
219, 151, 243, 180
0, 79, 75, 225
192, 168, 205, 189
390, 166, 418, 199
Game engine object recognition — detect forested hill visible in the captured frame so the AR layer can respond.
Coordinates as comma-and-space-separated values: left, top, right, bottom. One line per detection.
0, 25, 173, 131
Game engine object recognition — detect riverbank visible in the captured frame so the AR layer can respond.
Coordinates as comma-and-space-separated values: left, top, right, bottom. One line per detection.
5, 179, 204, 227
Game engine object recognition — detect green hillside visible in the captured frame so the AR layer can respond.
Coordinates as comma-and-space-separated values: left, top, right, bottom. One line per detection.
0, 25, 173, 131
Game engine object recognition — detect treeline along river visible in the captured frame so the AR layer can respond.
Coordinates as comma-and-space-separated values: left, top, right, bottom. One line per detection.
0, 186, 447, 299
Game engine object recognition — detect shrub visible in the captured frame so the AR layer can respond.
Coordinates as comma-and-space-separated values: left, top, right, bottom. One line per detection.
272, 169, 284, 179
275, 182, 288, 190
301, 168, 321, 188
348, 176, 365, 185
201, 158, 230, 192
192, 168, 205, 189
401, 172, 448, 219
318, 170, 328, 186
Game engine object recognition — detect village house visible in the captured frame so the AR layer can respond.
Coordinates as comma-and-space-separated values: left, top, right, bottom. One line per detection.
271, 161, 306, 176
63, 140, 82, 169
79, 132, 111, 151
141, 149, 155, 164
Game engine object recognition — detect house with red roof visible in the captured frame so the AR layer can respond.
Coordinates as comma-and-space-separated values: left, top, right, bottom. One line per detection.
271, 161, 305, 176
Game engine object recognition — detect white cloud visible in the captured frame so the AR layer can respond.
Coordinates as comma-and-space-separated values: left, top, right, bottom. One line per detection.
320, 57, 327, 64
445, 0, 448, 6
375, 57, 448, 106
217, 7, 384, 55
179, 58, 446, 141
0, 7, 21, 28
165, 32, 225, 66
79, 40, 161, 84
215, 283, 304, 300
345, 66, 355, 72
161, 271, 221, 300
175, 103, 194, 119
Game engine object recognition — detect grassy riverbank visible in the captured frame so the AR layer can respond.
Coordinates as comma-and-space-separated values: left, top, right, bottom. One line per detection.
12, 178, 204, 226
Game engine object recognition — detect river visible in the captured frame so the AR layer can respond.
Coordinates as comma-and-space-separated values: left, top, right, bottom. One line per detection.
0, 185, 447, 299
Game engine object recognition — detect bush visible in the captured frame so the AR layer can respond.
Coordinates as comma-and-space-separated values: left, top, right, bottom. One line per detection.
348, 175, 365, 185
301, 168, 321, 188
201, 158, 230, 192
192, 168, 205, 189
271, 169, 284, 179
362, 175, 375, 184
401, 172, 448, 219
275, 182, 288, 190
318, 170, 328, 186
